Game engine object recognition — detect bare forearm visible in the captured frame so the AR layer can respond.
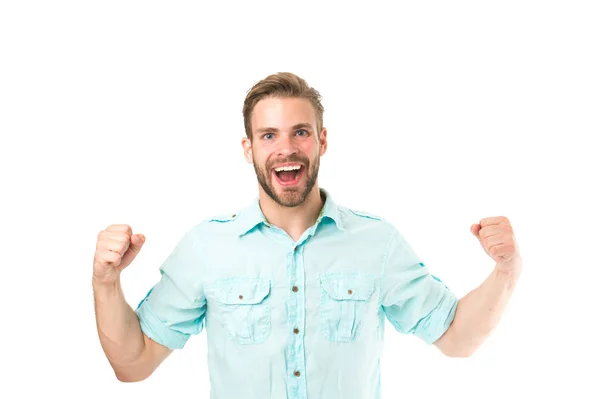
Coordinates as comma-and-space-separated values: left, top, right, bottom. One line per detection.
436, 263, 522, 357
92, 278, 146, 374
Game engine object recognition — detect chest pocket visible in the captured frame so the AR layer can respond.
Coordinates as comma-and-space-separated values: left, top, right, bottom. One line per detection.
319, 274, 376, 342
212, 277, 271, 344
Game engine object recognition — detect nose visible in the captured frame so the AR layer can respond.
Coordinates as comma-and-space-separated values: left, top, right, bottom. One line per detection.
276, 133, 298, 157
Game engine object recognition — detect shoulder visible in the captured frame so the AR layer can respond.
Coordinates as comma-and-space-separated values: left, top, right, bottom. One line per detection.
344, 207, 384, 221
338, 205, 396, 234
195, 210, 244, 235
181, 210, 242, 238
337, 203, 386, 222
204, 211, 241, 224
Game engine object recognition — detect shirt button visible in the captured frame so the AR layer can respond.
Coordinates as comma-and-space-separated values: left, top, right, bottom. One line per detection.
293, 328, 300, 334
292, 286, 299, 292
347, 289, 353, 295
231, 214, 236, 218
239, 295, 244, 300
294, 371, 301, 377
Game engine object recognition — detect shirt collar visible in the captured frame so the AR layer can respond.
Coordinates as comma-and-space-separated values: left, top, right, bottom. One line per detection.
236, 188, 344, 237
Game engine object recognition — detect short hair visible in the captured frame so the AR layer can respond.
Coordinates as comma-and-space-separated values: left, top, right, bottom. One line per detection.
242, 72, 324, 140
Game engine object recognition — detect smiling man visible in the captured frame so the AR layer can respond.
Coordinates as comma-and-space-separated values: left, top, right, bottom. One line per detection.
241, 94, 326, 242
248, 98, 320, 207
92, 72, 523, 399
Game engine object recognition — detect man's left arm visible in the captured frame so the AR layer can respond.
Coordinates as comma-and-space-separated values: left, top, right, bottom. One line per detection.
434, 216, 523, 357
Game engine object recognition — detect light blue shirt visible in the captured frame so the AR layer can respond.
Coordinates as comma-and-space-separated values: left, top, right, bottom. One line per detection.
135, 188, 458, 398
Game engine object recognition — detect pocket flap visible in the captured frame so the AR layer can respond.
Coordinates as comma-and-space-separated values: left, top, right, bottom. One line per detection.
319, 274, 375, 301
213, 278, 271, 305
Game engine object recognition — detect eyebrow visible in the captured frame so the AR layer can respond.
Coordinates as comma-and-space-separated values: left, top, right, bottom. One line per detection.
256, 123, 315, 134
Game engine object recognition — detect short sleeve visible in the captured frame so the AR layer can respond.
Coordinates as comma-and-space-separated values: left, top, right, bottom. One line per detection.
380, 229, 458, 345
135, 224, 207, 350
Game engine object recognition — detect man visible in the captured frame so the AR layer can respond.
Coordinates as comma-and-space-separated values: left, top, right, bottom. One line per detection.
92, 72, 522, 398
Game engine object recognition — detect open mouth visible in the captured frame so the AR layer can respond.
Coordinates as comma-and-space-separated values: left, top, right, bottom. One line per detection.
273, 164, 304, 186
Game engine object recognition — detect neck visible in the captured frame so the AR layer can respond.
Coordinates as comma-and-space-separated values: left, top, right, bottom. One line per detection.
258, 185, 325, 241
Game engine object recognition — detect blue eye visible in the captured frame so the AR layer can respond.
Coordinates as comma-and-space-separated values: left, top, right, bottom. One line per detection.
297, 130, 308, 136
264, 133, 274, 139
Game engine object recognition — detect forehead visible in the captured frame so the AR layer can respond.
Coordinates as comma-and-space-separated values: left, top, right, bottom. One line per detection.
251, 97, 317, 133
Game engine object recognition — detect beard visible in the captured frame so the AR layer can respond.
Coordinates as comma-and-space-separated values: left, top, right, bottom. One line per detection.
253, 152, 319, 208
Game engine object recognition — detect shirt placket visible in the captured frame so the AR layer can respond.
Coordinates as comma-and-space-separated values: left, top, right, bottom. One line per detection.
286, 242, 308, 399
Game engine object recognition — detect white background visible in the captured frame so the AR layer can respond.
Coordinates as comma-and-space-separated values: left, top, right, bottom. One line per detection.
1, 1, 599, 398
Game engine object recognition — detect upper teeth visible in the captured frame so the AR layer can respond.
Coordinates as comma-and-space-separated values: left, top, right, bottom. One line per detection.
275, 165, 301, 172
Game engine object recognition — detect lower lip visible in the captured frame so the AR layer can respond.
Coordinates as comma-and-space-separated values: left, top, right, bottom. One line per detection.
273, 168, 304, 186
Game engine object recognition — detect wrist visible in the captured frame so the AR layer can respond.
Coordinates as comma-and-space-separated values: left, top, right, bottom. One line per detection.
493, 261, 522, 289
92, 274, 122, 293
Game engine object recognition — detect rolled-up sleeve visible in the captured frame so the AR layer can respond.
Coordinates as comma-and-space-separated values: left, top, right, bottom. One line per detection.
135, 224, 207, 350
380, 229, 458, 345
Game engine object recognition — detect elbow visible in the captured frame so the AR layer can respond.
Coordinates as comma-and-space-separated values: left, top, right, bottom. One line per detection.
446, 347, 475, 358
115, 375, 143, 383
111, 353, 155, 383
443, 342, 480, 358
435, 324, 488, 358
115, 369, 151, 383
435, 335, 478, 358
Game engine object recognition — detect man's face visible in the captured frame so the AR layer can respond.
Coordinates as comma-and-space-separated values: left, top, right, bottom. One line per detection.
242, 97, 327, 207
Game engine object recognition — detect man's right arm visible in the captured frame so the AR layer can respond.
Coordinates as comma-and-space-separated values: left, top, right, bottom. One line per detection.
92, 224, 171, 382
93, 277, 172, 382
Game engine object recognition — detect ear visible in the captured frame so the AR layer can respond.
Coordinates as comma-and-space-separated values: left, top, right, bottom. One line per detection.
319, 128, 328, 156
241, 137, 253, 164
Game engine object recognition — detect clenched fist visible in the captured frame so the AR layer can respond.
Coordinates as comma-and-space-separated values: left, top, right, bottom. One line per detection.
470, 216, 522, 274
93, 224, 145, 284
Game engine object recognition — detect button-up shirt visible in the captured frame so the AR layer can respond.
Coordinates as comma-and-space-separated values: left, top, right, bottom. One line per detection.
135, 189, 458, 398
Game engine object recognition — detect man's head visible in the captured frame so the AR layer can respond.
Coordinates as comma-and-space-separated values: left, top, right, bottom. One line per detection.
242, 72, 327, 208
